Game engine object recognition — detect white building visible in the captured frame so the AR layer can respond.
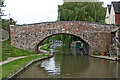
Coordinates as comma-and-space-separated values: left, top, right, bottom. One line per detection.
105, 1, 120, 25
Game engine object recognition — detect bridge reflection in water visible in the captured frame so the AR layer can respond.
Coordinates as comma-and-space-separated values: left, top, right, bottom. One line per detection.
19, 47, 119, 78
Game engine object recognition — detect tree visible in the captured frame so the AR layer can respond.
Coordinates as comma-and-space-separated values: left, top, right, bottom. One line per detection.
0, 0, 16, 32
58, 2, 106, 23
41, 34, 80, 48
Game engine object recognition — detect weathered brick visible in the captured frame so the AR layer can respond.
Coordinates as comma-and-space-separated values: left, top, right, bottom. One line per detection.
10, 21, 118, 54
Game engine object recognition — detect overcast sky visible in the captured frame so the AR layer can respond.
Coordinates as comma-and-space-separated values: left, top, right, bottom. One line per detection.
2, 0, 120, 24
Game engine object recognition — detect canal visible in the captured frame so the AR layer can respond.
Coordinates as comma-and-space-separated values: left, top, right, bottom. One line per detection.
19, 47, 119, 78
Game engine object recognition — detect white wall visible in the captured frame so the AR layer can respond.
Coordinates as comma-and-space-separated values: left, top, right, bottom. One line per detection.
105, 7, 110, 24
109, 4, 115, 24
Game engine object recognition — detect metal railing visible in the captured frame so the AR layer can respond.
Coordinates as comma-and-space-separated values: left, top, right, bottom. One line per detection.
113, 37, 120, 46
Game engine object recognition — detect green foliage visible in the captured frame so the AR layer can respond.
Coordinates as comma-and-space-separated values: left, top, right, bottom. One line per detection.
2, 19, 16, 32
2, 19, 10, 32
41, 36, 54, 44
1, 54, 48, 78
53, 34, 80, 48
58, 2, 106, 23
1, 52, 7, 61
10, 18, 16, 25
40, 42, 53, 51
40, 34, 80, 48
2, 40, 36, 61
0, 0, 4, 5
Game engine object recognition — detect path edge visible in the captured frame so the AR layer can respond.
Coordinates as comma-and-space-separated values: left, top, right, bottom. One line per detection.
3, 53, 53, 80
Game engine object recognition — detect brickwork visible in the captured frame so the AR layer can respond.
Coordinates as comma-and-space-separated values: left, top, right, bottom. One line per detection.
10, 21, 118, 54
115, 14, 120, 25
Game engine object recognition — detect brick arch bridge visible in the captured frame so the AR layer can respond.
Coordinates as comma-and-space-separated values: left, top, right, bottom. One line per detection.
10, 21, 118, 54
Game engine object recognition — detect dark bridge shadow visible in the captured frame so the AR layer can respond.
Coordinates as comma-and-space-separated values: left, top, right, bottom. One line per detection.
36, 33, 90, 55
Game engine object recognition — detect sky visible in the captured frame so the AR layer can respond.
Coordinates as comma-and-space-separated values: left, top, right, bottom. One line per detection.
2, 0, 120, 24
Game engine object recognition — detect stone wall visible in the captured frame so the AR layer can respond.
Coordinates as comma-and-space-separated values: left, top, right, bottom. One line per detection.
116, 28, 120, 58
10, 21, 118, 54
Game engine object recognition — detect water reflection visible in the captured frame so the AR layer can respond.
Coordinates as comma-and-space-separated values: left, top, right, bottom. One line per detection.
19, 47, 119, 78
70, 47, 86, 56
41, 57, 60, 75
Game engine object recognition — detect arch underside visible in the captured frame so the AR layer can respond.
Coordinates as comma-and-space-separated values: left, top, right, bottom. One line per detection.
36, 33, 90, 54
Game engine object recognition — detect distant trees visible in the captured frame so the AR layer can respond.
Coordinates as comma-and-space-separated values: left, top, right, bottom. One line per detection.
0, 0, 5, 5
2, 18, 16, 32
0, 0, 16, 32
58, 2, 106, 23
41, 34, 80, 48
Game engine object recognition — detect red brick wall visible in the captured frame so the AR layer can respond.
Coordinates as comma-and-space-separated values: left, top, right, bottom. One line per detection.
115, 14, 120, 25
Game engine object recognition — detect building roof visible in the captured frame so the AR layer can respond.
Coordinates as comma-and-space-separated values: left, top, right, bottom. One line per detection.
112, 1, 120, 14
107, 5, 111, 14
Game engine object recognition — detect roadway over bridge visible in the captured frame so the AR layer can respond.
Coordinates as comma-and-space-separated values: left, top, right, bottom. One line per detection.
10, 21, 118, 54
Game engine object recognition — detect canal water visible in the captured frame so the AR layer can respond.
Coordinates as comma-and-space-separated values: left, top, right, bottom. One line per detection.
19, 47, 119, 78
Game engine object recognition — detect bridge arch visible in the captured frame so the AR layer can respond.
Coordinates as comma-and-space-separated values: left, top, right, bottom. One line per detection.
10, 21, 117, 54
36, 33, 90, 54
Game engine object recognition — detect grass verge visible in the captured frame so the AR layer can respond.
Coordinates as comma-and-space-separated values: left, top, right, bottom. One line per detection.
1, 54, 48, 79
40, 42, 53, 51
2, 40, 36, 61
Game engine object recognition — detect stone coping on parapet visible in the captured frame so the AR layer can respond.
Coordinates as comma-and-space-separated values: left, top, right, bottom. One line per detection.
16, 21, 117, 26
90, 55, 120, 61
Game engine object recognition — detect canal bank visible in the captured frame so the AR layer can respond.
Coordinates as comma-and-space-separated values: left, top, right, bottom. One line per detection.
1, 43, 54, 79
90, 55, 120, 61
1, 40, 47, 79
1, 53, 53, 80
8, 54, 53, 79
